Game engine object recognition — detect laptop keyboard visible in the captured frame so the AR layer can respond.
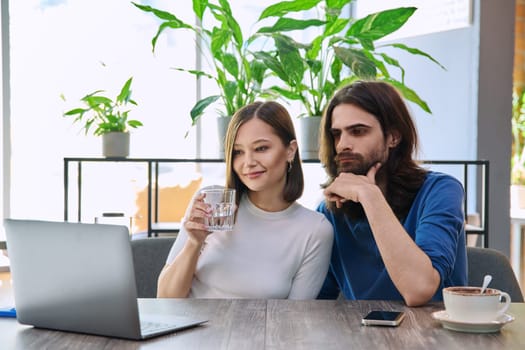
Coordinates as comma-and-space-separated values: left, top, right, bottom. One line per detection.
140, 321, 177, 335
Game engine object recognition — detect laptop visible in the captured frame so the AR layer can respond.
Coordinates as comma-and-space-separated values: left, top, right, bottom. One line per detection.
4, 219, 207, 340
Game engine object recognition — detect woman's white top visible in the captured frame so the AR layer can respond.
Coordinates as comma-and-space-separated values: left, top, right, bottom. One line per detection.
165, 194, 334, 299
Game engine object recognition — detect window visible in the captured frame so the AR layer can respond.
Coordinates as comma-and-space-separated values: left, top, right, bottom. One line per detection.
8, 0, 198, 223
6, 0, 325, 231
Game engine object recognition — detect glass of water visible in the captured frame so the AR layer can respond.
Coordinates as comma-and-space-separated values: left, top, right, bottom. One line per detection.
201, 188, 236, 231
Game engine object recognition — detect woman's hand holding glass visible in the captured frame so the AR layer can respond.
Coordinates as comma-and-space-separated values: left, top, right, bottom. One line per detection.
183, 193, 212, 246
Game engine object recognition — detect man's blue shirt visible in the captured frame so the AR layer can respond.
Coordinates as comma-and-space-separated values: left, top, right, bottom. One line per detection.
317, 171, 467, 301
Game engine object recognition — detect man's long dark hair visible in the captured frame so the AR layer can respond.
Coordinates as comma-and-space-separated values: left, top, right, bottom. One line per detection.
319, 80, 427, 220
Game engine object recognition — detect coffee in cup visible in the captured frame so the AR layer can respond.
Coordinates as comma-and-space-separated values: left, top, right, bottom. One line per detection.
442, 286, 511, 323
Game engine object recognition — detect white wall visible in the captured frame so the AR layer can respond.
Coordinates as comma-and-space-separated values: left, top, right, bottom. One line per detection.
383, 0, 514, 255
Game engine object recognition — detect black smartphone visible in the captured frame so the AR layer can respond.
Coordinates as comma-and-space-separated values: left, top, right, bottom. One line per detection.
361, 310, 405, 327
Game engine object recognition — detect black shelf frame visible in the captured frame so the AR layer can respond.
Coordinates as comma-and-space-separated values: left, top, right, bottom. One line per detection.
64, 157, 227, 237
64, 158, 489, 245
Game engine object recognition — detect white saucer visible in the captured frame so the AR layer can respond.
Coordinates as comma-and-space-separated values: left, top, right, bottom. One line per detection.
431, 310, 515, 333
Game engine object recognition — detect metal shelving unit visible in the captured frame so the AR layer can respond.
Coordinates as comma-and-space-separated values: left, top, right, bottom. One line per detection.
64, 158, 489, 245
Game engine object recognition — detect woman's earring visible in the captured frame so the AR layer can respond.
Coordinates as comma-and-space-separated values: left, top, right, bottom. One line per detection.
288, 161, 292, 173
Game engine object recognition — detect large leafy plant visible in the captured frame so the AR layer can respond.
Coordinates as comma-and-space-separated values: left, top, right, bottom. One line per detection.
255, 0, 445, 117
63, 77, 143, 135
133, 0, 270, 125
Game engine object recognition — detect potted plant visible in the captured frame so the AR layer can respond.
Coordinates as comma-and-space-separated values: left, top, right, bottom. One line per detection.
62, 77, 143, 158
133, 0, 272, 155
254, 1, 445, 158
511, 89, 525, 208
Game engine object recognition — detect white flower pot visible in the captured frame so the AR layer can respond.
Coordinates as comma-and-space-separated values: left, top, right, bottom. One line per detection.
102, 132, 130, 158
217, 116, 231, 159
298, 116, 321, 160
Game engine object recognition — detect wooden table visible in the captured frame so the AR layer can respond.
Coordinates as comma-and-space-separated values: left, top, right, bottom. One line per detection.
0, 298, 523, 349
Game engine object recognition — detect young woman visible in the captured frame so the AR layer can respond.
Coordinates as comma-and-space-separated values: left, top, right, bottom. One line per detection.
157, 101, 333, 299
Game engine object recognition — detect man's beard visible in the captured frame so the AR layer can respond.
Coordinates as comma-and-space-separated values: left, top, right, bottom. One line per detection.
334, 147, 388, 220
335, 148, 386, 175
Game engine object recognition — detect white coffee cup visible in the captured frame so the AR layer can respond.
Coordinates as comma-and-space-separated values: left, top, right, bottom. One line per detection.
443, 286, 511, 323
201, 188, 236, 231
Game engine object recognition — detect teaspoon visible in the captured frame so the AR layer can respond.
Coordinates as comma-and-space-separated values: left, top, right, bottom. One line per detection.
480, 274, 492, 294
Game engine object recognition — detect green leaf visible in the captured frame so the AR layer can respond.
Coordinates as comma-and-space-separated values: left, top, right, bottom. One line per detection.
324, 18, 348, 37
215, 66, 227, 89
190, 95, 220, 124
275, 35, 306, 85
335, 36, 359, 46
267, 85, 302, 101
220, 2, 243, 46
309, 87, 322, 99
127, 120, 143, 128
193, 0, 208, 21
378, 52, 403, 80
330, 56, 343, 84
133, 3, 193, 51
210, 27, 231, 57
306, 59, 322, 76
208, 4, 225, 23
221, 53, 239, 78
84, 119, 95, 135
63, 108, 86, 116
359, 38, 375, 51
132, 3, 180, 22
259, 0, 322, 20
152, 21, 193, 52
334, 46, 377, 78
306, 36, 323, 61
321, 79, 336, 100
347, 7, 416, 41
229, 19, 244, 47
217, 0, 233, 16
257, 18, 325, 33
83, 95, 113, 106
338, 75, 360, 88
223, 80, 238, 107
388, 43, 447, 70
385, 79, 431, 113
171, 67, 215, 80
84, 89, 105, 98
365, 52, 390, 78
253, 51, 290, 83
116, 77, 133, 104
250, 60, 267, 85
209, 2, 243, 46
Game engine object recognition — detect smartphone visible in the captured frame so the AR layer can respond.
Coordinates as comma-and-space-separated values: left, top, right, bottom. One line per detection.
361, 310, 405, 327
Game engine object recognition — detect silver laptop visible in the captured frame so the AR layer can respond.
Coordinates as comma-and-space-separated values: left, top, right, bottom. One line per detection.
4, 219, 207, 340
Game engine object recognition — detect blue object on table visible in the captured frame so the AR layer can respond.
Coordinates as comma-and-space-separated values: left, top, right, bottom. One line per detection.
0, 307, 16, 318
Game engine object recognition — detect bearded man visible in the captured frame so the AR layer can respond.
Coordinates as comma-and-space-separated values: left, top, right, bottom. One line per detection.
316, 81, 467, 306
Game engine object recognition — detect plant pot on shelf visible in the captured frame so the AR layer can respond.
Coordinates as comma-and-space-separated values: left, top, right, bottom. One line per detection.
102, 132, 130, 158
298, 116, 321, 160
217, 116, 231, 159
